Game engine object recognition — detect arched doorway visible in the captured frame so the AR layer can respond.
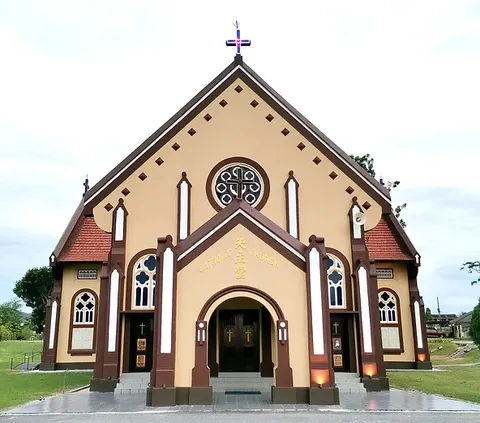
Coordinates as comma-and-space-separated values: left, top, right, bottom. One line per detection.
208, 297, 274, 376
192, 285, 293, 392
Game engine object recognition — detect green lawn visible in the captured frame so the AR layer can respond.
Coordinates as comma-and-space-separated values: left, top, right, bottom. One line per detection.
429, 340, 480, 366
0, 341, 92, 411
388, 367, 480, 403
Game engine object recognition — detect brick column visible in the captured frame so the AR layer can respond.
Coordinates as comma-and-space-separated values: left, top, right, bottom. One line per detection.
349, 198, 388, 391
304, 236, 339, 405
91, 199, 127, 392
147, 235, 178, 406
40, 265, 63, 370
408, 261, 432, 369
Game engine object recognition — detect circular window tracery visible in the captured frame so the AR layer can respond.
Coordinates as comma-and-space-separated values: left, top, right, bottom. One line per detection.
206, 157, 270, 211
214, 164, 263, 207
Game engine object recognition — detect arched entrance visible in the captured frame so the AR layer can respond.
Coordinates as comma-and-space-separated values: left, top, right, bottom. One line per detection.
209, 297, 274, 376
192, 286, 293, 391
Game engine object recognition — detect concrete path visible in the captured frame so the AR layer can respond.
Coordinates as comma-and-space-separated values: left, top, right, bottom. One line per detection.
2, 388, 480, 417
3, 412, 480, 423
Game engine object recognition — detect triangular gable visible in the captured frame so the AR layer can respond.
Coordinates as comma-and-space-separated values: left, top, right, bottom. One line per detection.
176, 199, 306, 271
82, 56, 391, 214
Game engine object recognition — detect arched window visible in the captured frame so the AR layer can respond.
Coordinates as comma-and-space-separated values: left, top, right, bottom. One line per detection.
327, 254, 346, 309
69, 289, 98, 353
74, 291, 95, 324
133, 254, 156, 309
378, 289, 404, 353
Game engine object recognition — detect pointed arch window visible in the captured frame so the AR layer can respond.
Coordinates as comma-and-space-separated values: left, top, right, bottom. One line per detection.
133, 254, 156, 309
327, 254, 346, 309
69, 289, 98, 354
378, 289, 404, 353
74, 292, 95, 324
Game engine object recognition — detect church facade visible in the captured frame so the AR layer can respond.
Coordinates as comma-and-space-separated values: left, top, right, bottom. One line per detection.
41, 55, 431, 406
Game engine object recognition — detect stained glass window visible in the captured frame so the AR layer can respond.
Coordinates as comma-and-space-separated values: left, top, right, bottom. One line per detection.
378, 291, 397, 323
327, 255, 345, 309
74, 292, 95, 324
133, 255, 156, 309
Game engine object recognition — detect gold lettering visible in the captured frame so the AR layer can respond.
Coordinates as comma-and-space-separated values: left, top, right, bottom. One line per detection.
235, 237, 246, 250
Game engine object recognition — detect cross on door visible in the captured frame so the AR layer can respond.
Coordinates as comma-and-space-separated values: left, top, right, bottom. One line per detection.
139, 322, 145, 335
227, 329, 233, 343
332, 321, 340, 334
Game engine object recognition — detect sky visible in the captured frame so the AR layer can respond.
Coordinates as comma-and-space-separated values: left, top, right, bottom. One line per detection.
1, 0, 479, 314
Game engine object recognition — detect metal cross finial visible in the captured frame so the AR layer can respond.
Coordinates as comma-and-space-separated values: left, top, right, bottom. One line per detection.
83, 174, 89, 195
226, 20, 251, 56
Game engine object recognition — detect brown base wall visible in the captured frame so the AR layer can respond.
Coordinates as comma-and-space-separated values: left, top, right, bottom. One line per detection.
361, 377, 390, 391
146, 387, 213, 406
90, 378, 118, 392
308, 387, 340, 405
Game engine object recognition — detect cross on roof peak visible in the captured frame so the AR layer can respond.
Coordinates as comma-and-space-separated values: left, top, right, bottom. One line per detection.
226, 20, 251, 56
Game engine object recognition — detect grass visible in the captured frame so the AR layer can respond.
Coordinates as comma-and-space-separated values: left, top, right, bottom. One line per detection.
388, 340, 480, 403
0, 340, 92, 411
388, 367, 480, 404
429, 340, 480, 366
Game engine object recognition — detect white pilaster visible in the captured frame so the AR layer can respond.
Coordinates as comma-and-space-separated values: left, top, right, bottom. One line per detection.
107, 270, 119, 352
414, 301, 423, 349
48, 300, 58, 350
308, 247, 324, 355
358, 266, 373, 353
287, 178, 298, 239
160, 248, 174, 354
114, 208, 125, 241
179, 181, 189, 240
352, 205, 362, 239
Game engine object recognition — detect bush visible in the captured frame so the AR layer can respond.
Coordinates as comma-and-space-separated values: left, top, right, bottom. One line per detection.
0, 324, 13, 341
470, 299, 480, 347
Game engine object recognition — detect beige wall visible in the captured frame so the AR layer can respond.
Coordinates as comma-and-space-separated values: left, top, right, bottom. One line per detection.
57, 263, 101, 363
175, 225, 309, 387
92, 78, 383, 281
377, 262, 415, 362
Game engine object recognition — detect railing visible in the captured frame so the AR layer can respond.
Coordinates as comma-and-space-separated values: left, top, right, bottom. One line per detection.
10, 350, 42, 371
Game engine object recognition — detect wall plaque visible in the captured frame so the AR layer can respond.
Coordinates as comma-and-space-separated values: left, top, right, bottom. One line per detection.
136, 354, 146, 368
332, 337, 342, 351
333, 354, 343, 367
137, 338, 146, 351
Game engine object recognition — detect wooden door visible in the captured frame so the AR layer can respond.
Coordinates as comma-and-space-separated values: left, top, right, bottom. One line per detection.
219, 309, 259, 372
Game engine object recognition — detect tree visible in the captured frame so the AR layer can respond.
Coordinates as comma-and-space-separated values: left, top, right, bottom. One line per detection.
469, 299, 480, 347
0, 299, 23, 340
425, 307, 432, 323
350, 153, 407, 228
461, 261, 480, 286
13, 266, 53, 333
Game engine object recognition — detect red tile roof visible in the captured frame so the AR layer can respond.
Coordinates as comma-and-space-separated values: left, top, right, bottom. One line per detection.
57, 214, 411, 263
366, 217, 412, 261
58, 217, 111, 262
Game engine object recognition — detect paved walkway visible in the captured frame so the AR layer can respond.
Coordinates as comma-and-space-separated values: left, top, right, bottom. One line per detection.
3, 388, 480, 415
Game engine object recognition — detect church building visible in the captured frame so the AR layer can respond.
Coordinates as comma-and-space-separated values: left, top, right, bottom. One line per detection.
41, 51, 431, 406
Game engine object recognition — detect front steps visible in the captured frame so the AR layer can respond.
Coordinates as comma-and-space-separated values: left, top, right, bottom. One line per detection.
211, 372, 274, 393
334, 372, 366, 393
114, 372, 364, 395
114, 372, 150, 394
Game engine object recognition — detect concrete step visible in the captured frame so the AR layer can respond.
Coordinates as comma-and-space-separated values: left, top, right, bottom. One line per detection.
114, 373, 150, 395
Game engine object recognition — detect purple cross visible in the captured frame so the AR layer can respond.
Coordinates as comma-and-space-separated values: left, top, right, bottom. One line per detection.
226, 21, 251, 55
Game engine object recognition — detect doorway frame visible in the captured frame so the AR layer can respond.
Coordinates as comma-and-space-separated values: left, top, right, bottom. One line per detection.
329, 311, 358, 373
121, 311, 155, 373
